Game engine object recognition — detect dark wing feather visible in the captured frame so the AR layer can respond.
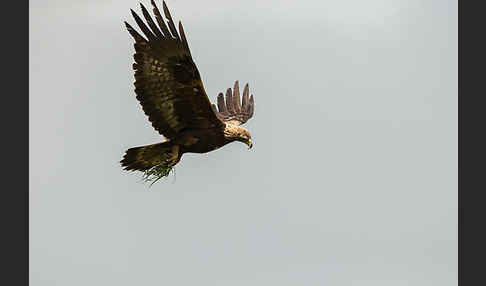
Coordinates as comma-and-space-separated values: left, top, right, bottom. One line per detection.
140, 3, 163, 38
131, 9, 156, 41
232, 81, 241, 113
151, 0, 172, 37
225, 88, 234, 114
214, 81, 255, 126
178, 21, 191, 56
162, 1, 180, 40
217, 92, 227, 113
126, 1, 223, 139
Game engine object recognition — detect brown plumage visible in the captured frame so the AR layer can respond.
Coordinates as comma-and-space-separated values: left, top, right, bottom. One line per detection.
121, 1, 255, 183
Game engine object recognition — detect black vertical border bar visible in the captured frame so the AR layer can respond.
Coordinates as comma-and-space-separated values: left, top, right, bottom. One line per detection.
459, 1, 486, 285
2, 0, 29, 285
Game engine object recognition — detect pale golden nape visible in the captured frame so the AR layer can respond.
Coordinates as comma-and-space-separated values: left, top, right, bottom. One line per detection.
223, 123, 253, 148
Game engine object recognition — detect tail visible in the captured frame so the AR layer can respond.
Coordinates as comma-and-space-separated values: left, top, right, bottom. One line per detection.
121, 142, 181, 183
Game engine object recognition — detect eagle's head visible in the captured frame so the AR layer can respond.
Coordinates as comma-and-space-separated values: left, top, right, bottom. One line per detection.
224, 123, 253, 149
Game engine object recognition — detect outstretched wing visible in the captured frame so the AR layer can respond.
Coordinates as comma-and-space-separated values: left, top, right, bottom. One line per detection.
211, 80, 255, 126
125, 0, 223, 139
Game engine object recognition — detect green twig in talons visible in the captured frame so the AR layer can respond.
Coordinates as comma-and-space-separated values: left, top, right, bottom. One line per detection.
142, 160, 176, 187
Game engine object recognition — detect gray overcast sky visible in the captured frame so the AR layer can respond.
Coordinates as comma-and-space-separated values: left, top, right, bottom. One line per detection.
30, 0, 457, 285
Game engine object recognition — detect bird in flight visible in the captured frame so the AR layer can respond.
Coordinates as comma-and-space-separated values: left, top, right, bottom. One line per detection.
121, 1, 255, 184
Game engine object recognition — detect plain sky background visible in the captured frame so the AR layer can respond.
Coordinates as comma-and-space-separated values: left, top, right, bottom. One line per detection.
30, 0, 457, 285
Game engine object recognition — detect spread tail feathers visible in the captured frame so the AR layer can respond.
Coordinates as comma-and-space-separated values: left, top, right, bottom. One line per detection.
121, 142, 180, 184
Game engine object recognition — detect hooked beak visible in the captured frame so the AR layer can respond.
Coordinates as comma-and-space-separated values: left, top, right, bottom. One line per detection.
247, 139, 253, 150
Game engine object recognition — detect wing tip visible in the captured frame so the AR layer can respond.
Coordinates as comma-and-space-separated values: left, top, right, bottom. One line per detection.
140, 2, 150, 15
162, 0, 170, 16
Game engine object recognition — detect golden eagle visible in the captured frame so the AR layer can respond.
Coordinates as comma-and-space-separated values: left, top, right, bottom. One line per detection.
121, 1, 255, 183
